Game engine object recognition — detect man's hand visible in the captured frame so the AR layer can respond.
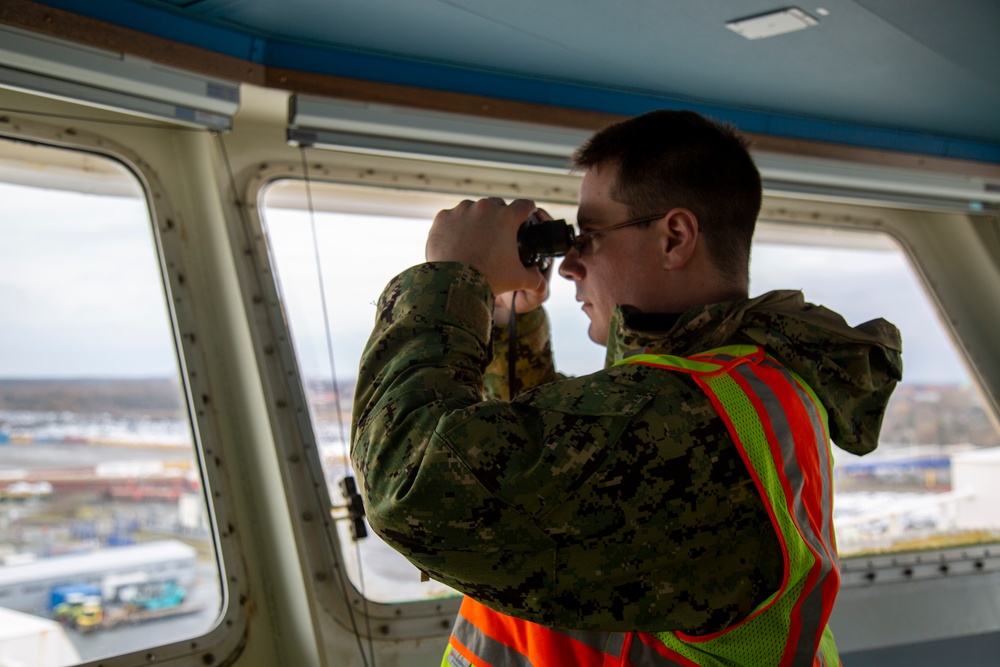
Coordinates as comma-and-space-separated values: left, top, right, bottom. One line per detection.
426, 198, 545, 297
492, 206, 556, 323
492, 267, 551, 324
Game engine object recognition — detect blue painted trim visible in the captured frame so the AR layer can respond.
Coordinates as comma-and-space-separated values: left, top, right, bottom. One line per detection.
35, 0, 262, 62
27, 1, 1000, 163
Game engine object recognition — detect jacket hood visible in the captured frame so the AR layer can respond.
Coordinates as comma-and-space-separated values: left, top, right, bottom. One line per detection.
605, 290, 903, 456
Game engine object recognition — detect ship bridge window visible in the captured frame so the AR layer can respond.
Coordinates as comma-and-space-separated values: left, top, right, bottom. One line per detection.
261, 178, 999, 610
751, 222, 1000, 557
0, 136, 222, 663
261, 178, 583, 604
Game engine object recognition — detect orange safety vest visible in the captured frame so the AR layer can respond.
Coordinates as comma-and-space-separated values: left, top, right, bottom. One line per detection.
443, 346, 841, 667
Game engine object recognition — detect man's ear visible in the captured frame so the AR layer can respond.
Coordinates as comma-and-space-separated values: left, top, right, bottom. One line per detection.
658, 208, 699, 270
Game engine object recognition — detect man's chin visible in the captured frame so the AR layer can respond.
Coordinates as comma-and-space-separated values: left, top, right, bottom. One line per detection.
587, 324, 609, 347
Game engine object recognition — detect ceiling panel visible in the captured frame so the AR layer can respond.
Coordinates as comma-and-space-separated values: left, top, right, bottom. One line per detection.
18, 0, 1000, 160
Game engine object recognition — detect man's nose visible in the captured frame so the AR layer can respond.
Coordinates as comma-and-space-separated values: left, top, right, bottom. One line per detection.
558, 246, 584, 281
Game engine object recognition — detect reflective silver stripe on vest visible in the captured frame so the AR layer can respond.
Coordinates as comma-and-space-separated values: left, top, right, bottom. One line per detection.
733, 361, 836, 666
451, 613, 535, 667
782, 366, 840, 666
453, 610, 631, 666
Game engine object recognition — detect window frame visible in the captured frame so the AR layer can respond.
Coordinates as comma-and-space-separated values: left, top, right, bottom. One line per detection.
0, 115, 246, 665
237, 148, 1000, 652
237, 156, 581, 640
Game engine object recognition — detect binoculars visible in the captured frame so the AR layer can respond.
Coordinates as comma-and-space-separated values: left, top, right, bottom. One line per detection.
516, 214, 575, 269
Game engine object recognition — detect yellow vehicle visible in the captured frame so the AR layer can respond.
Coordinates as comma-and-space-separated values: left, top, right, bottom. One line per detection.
53, 592, 104, 633
71, 596, 104, 632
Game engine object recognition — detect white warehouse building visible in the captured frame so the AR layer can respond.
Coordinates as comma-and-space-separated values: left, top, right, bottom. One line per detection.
951, 447, 1000, 531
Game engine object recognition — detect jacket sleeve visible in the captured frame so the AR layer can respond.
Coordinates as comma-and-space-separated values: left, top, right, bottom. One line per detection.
350, 263, 639, 623
350, 262, 767, 632
483, 307, 561, 401
351, 262, 553, 615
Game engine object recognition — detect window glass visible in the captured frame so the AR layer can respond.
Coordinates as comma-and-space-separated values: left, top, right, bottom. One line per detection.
0, 138, 222, 663
268, 206, 458, 603
750, 224, 1000, 556
263, 180, 581, 603
262, 180, 1000, 607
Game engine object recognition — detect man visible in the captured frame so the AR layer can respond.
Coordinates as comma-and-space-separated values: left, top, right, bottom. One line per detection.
351, 110, 902, 665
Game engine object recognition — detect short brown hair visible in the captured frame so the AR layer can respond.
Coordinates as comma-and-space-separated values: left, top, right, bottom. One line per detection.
573, 110, 761, 282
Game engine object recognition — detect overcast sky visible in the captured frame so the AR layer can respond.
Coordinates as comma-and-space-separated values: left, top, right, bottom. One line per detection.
264, 209, 966, 386
0, 182, 971, 386
0, 183, 176, 379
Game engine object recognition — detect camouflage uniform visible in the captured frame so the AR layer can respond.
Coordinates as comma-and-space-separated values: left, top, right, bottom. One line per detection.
351, 262, 902, 634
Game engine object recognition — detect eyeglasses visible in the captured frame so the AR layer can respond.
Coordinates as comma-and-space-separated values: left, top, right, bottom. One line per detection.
571, 213, 668, 254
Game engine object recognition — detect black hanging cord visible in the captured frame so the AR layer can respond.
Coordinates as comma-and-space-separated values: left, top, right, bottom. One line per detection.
298, 147, 377, 667
507, 292, 519, 398
218, 137, 375, 667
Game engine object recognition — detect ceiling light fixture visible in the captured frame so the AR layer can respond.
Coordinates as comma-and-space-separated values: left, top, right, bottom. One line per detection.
726, 7, 819, 40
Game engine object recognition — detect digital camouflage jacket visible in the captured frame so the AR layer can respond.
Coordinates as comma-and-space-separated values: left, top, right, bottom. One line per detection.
351, 262, 902, 633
